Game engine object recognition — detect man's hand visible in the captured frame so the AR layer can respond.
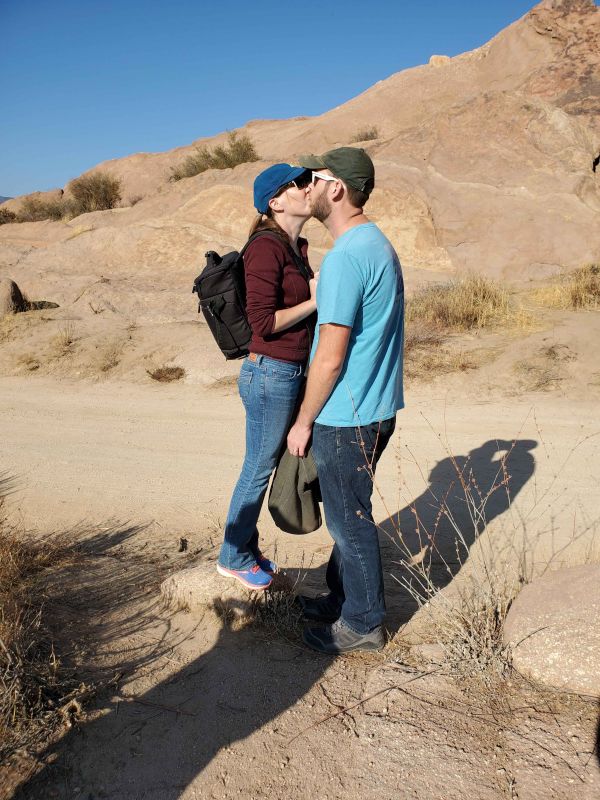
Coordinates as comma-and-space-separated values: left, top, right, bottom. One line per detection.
287, 420, 312, 458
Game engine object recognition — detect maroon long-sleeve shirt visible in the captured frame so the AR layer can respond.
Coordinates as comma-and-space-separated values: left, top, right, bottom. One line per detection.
244, 234, 316, 364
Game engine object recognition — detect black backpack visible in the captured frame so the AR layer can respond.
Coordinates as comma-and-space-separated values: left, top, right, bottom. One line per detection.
192, 232, 311, 360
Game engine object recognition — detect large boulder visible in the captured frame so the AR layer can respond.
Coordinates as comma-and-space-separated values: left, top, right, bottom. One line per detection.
504, 564, 600, 696
0, 278, 27, 316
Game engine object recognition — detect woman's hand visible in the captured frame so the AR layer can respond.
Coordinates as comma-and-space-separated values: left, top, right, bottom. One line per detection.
309, 272, 319, 300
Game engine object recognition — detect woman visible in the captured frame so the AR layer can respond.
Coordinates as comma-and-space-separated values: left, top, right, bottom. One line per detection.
217, 163, 317, 590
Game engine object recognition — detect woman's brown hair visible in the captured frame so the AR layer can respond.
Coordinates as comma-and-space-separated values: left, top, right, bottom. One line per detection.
247, 208, 291, 245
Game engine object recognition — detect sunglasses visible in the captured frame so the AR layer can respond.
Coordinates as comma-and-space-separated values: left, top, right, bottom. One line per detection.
311, 171, 339, 184
276, 174, 313, 195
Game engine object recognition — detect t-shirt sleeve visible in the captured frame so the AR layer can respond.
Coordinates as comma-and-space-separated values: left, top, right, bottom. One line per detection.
317, 250, 363, 327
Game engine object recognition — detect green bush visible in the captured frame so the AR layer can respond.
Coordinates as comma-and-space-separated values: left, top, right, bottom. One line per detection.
0, 207, 17, 225
350, 126, 379, 143
171, 131, 259, 181
68, 172, 122, 215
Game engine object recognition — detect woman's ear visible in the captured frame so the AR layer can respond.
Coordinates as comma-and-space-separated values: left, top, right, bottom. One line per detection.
268, 196, 282, 213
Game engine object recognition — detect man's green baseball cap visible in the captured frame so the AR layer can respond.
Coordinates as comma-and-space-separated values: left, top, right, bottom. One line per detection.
298, 147, 375, 195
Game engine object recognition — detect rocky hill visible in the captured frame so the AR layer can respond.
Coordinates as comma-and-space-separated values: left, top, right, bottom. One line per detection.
0, 0, 598, 321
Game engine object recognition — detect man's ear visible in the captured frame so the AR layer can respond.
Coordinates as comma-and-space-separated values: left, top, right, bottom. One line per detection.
331, 180, 344, 201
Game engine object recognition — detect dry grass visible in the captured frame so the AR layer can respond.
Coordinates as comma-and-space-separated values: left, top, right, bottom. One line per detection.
96, 337, 125, 373
379, 444, 521, 682
16, 353, 41, 372
147, 365, 185, 382
170, 131, 259, 181
207, 375, 239, 393
0, 495, 86, 762
51, 321, 76, 356
513, 343, 575, 392
405, 348, 479, 382
403, 276, 528, 382
407, 275, 511, 332
531, 264, 600, 311
350, 126, 379, 142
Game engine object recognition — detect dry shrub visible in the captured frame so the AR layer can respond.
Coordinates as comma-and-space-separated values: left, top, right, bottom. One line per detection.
0, 208, 17, 225
0, 497, 84, 761
379, 444, 521, 681
170, 131, 259, 181
532, 264, 600, 311
407, 275, 510, 332
350, 126, 379, 142
67, 172, 122, 215
147, 365, 185, 382
17, 197, 65, 222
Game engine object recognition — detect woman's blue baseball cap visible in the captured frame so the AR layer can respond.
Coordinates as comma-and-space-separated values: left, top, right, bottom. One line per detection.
253, 163, 309, 214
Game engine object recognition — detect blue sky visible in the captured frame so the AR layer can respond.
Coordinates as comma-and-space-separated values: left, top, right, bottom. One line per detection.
1, 1, 554, 196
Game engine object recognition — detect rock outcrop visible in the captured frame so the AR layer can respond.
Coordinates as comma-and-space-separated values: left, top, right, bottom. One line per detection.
0, 0, 598, 302
504, 564, 600, 697
0, 278, 26, 316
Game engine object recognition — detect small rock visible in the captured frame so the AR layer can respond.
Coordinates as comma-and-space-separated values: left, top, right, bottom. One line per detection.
0, 278, 27, 316
160, 560, 290, 618
429, 54, 451, 67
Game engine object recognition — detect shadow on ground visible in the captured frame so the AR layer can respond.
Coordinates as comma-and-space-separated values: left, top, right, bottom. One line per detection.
18, 608, 333, 799
15, 438, 539, 798
380, 438, 538, 631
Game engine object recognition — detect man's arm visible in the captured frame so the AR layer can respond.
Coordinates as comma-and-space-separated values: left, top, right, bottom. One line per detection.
287, 323, 351, 457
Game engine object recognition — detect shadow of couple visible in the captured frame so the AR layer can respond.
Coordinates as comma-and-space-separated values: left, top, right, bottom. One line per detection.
17, 437, 541, 799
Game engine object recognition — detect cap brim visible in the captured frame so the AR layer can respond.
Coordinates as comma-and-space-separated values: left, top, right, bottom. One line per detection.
297, 154, 327, 169
282, 165, 311, 183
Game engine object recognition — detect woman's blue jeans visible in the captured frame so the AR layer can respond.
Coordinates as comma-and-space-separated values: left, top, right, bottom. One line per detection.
219, 355, 304, 570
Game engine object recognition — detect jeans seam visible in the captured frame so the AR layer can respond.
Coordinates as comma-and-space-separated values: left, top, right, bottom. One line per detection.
221, 368, 269, 570
335, 426, 374, 633
221, 361, 302, 570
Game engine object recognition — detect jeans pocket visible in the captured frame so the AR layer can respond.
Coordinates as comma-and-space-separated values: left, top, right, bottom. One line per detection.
238, 369, 253, 398
269, 364, 303, 382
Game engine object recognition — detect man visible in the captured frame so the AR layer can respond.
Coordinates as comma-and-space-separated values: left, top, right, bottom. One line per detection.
287, 147, 404, 654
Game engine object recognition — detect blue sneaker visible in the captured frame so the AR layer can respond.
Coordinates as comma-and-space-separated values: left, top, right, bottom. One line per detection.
255, 551, 277, 574
216, 562, 273, 590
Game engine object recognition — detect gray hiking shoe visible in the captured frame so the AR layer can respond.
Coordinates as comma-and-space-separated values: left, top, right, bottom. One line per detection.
295, 594, 341, 624
302, 618, 384, 654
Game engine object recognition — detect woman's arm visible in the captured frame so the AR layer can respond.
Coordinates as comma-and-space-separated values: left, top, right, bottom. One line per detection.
272, 276, 318, 333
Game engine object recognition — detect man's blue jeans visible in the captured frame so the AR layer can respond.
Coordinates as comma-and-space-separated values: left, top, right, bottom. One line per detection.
312, 417, 396, 634
219, 355, 304, 571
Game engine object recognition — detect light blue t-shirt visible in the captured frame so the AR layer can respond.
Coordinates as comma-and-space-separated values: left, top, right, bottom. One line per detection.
312, 222, 404, 427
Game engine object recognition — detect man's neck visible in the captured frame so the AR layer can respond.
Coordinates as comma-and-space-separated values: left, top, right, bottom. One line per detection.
324, 209, 369, 241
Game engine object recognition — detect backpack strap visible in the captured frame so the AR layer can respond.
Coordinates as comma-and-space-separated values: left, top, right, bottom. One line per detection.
240, 231, 312, 284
